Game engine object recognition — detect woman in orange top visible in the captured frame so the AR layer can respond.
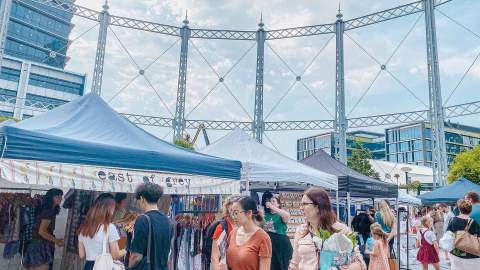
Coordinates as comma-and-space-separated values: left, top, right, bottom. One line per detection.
227, 196, 272, 270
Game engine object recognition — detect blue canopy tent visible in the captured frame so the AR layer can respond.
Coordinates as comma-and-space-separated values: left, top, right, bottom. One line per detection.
419, 177, 480, 204
0, 93, 241, 194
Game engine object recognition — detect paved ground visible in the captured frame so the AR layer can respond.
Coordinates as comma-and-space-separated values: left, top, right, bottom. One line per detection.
407, 251, 451, 270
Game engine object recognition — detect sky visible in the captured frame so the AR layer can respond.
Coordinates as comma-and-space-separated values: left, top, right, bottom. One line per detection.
63, 0, 480, 158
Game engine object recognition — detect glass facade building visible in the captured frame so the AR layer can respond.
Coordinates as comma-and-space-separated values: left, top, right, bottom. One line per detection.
297, 131, 386, 161
5, 0, 74, 69
0, 0, 85, 119
385, 122, 480, 167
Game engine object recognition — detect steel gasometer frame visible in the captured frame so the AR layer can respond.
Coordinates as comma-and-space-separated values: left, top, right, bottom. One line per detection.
1, 0, 477, 186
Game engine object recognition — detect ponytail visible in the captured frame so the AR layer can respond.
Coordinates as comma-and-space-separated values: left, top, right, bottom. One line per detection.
252, 209, 263, 223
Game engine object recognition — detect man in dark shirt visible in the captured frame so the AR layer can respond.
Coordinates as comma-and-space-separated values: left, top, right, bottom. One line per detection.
129, 182, 172, 270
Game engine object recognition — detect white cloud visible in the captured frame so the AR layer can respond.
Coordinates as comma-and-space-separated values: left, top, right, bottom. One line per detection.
63, 0, 480, 158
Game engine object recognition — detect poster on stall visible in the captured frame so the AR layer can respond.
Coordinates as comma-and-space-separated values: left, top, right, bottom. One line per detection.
0, 159, 241, 195
279, 192, 304, 238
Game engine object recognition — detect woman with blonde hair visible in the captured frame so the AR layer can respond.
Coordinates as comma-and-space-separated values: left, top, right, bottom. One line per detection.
416, 216, 440, 270
365, 223, 389, 270
374, 200, 396, 253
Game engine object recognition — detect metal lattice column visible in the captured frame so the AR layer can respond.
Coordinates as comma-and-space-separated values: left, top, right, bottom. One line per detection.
173, 18, 190, 140
334, 12, 347, 164
424, 0, 447, 187
0, 0, 12, 69
91, 2, 110, 95
253, 20, 266, 143
13, 62, 31, 119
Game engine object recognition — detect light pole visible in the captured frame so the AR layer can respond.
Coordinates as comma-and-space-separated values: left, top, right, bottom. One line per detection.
401, 166, 412, 193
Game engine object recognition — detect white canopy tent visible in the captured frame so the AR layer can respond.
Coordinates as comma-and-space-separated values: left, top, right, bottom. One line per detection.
398, 191, 422, 205
200, 129, 338, 191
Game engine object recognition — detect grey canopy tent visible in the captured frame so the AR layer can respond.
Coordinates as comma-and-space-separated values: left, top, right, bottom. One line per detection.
300, 150, 398, 198
419, 177, 480, 204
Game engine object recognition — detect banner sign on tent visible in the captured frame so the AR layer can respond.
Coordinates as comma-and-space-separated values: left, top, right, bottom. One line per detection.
0, 159, 240, 195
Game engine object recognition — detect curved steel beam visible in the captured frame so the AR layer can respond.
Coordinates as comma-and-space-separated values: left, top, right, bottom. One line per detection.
29, 0, 453, 39
345, 0, 452, 31
190, 29, 255, 40
110, 15, 181, 36
266, 24, 335, 39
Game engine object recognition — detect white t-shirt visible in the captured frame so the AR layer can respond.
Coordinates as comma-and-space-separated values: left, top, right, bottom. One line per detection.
78, 223, 120, 261
416, 228, 436, 245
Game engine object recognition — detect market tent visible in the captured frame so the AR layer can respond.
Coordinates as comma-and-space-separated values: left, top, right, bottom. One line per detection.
300, 149, 397, 198
0, 93, 241, 194
199, 129, 338, 191
398, 191, 422, 205
419, 177, 480, 204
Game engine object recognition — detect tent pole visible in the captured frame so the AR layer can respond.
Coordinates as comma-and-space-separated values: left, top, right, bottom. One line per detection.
347, 192, 351, 226
336, 190, 340, 219
396, 197, 401, 269
407, 205, 410, 270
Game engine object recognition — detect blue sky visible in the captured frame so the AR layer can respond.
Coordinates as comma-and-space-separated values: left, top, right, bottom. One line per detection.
66, 0, 480, 158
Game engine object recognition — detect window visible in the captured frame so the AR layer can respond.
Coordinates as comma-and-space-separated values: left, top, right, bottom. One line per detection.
413, 151, 422, 161
424, 128, 432, 139
8, 21, 68, 53
5, 39, 66, 68
0, 111, 14, 117
0, 88, 18, 104
0, 67, 21, 82
29, 73, 84, 95
400, 142, 408, 152
426, 151, 432, 162
413, 140, 423, 151
10, 2, 71, 37
25, 93, 67, 109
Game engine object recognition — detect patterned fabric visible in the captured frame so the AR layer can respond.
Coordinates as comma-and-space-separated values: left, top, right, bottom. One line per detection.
65, 190, 94, 253
23, 239, 55, 268
20, 206, 36, 243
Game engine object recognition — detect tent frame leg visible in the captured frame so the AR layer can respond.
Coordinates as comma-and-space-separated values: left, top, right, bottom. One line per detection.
336, 190, 340, 219
347, 192, 351, 226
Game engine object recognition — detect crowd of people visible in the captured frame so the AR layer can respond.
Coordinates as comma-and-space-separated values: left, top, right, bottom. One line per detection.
17, 183, 480, 270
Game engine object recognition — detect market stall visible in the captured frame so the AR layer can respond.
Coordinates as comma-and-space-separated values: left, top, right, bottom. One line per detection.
0, 93, 243, 270
418, 177, 480, 204
200, 129, 338, 239
199, 129, 338, 191
300, 149, 397, 222
0, 93, 242, 194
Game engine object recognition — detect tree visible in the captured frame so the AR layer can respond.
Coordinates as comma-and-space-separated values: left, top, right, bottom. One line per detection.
347, 143, 380, 179
447, 145, 480, 184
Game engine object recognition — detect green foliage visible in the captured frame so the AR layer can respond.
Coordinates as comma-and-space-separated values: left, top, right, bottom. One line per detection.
173, 138, 194, 150
447, 145, 480, 184
347, 144, 380, 179
400, 180, 421, 194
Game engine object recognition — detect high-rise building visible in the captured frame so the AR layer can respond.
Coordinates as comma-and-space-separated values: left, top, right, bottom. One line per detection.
5, 0, 74, 68
296, 131, 386, 161
0, 0, 85, 119
385, 121, 480, 167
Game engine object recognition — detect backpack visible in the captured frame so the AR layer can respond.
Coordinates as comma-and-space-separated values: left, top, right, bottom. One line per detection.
93, 225, 125, 270
203, 219, 228, 269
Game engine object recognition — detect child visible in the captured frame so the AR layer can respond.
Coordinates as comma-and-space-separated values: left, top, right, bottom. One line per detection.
416, 216, 440, 270
365, 223, 389, 270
